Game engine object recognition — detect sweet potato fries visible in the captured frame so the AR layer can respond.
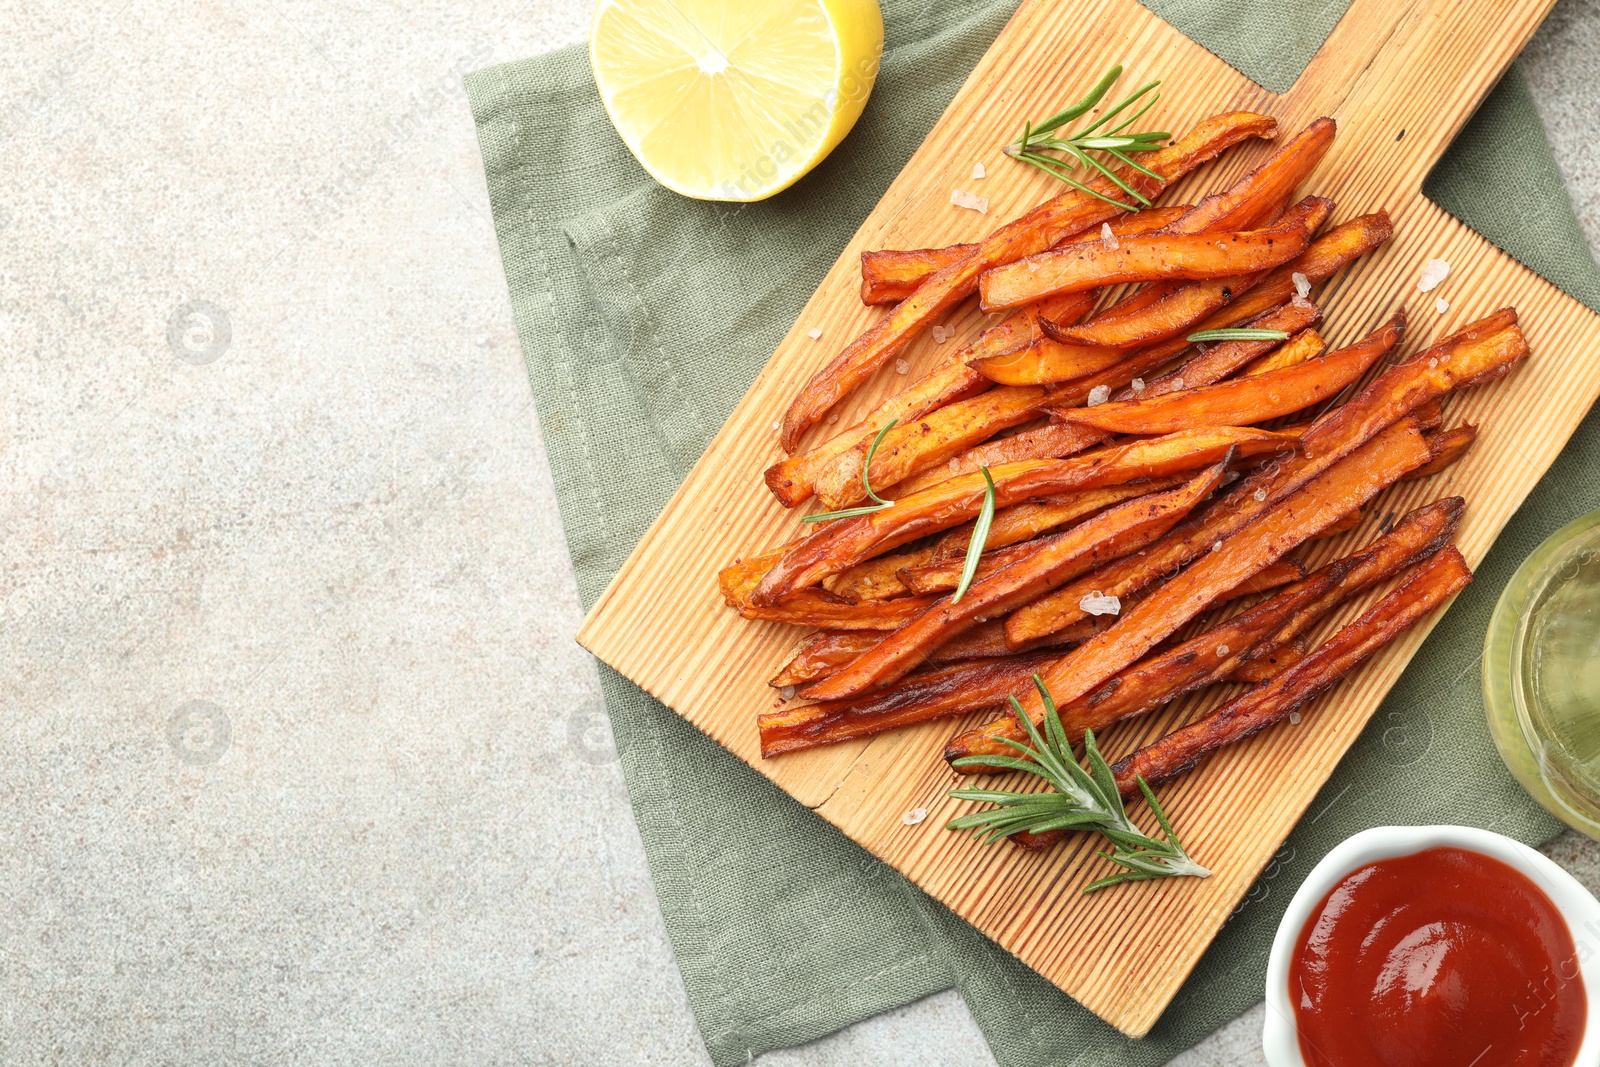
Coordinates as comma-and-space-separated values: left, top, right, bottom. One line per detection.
717, 104, 1528, 866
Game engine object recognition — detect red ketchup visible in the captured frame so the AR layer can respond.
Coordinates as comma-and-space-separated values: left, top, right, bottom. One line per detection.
1289, 846, 1586, 1067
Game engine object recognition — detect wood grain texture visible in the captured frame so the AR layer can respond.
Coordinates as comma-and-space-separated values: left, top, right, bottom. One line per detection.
577, 0, 1594, 1037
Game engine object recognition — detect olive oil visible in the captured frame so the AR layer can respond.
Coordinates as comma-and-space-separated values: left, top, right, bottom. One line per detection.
1486, 511, 1600, 838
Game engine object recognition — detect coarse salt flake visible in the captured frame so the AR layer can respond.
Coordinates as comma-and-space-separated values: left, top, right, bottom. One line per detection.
1253, 489, 1267, 502
1131, 377, 1146, 393
1435, 297, 1449, 314
972, 162, 986, 180
772, 421, 780, 432
1428, 357, 1439, 369
1171, 378, 1185, 391
902, 808, 927, 826
1101, 222, 1120, 250
1079, 592, 1121, 616
951, 187, 989, 213
1292, 271, 1312, 299
932, 325, 956, 344
1026, 258, 1041, 272
1289, 711, 1303, 725
1216, 644, 1230, 656
894, 358, 910, 374
1213, 540, 1223, 552
806, 327, 822, 340
1417, 258, 1450, 293
1087, 384, 1111, 407
779, 686, 796, 700
948, 457, 961, 472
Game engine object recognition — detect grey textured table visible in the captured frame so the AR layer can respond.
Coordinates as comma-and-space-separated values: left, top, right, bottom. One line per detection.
2, 1, 1597, 1064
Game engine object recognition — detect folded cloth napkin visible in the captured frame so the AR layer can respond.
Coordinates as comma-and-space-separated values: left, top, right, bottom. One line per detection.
466, 1, 1600, 1062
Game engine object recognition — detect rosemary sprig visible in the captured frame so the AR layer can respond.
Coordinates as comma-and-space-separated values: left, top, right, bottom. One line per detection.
1186, 328, 1290, 344
802, 420, 898, 523
951, 465, 996, 604
947, 675, 1210, 892
1004, 65, 1170, 210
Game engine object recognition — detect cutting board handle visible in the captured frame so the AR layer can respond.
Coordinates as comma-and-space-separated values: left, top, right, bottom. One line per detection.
1284, 0, 1558, 197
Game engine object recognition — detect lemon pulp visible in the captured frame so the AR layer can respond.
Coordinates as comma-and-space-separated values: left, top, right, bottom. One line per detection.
590, 0, 884, 201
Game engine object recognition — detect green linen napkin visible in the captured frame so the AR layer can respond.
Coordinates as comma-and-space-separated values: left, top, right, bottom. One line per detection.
466, 1, 1600, 1062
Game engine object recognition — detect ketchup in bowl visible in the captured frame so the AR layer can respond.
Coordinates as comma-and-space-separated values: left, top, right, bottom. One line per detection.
1289, 845, 1586, 1067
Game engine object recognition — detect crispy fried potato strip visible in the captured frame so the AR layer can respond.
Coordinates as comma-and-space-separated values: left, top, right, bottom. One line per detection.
825, 545, 937, 602
859, 244, 976, 305
858, 208, 1192, 305
1110, 545, 1472, 793
1226, 637, 1307, 683
979, 217, 1313, 313
1054, 324, 1390, 434
1403, 424, 1478, 480
947, 417, 1433, 765
896, 423, 1111, 497
759, 653, 1060, 757
801, 464, 1226, 701
753, 427, 1298, 604
779, 112, 1278, 450
1242, 328, 1325, 376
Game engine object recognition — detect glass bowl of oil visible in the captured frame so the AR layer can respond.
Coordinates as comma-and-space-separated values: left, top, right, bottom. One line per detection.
1485, 508, 1600, 839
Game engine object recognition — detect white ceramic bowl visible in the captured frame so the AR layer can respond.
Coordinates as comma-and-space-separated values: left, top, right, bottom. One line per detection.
1262, 825, 1600, 1067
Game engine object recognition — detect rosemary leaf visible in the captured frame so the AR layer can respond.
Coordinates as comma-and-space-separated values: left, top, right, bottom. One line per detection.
801, 419, 898, 523
951, 466, 996, 604
1185, 328, 1290, 344
1005, 66, 1169, 208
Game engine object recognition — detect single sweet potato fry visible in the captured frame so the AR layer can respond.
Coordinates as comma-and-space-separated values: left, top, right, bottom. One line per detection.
1413, 398, 1446, 433
825, 545, 937, 602
721, 547, 943, 629
771, 630, 882, 688
1054, 324, 1390, 434
755, 427, 1298, 603
948, 417, 1433, 765
1163, 117, 1337, 235
1242, 328, 1325, 376
1004, 308, 1518, 646
780, 112, 1277, 450
1313, 507, 1364, 538
978, 217, 1313, 313
1111, 545, 1472, 793
895, 423, 1111, 497
1403, 424, 1478, 480
769, 617, 1099, 689
1225, 637, 1308, 683
1216, 558, 1307, 603
860, 244, 976, 305
858, 209, 1193, 305
760, 653, 1062, 757
1045, 198, 1333, 348
928, 478, 1185, 562
800, 463, 1227, 701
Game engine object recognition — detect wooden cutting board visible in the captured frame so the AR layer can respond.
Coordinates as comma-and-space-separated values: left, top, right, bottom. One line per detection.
577, 0, 1598, 1037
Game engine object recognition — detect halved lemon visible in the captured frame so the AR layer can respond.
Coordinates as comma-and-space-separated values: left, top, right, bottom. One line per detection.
590, 0, 884, 202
